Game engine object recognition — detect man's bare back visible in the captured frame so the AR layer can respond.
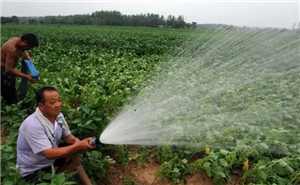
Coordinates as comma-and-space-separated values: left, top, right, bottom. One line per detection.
1, 37, 23, 68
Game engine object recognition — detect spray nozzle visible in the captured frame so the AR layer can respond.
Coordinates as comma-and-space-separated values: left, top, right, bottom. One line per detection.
89, 136, 102, 146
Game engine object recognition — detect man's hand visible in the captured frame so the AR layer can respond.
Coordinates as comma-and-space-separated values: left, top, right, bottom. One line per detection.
74, 138, 81, 144
26, 75, 37, 83
78, 138, 96, 151
22, 50, 32, 61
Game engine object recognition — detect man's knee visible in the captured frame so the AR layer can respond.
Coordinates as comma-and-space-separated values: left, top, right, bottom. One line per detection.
70, 152, 81, 167
57, 152, 81, 171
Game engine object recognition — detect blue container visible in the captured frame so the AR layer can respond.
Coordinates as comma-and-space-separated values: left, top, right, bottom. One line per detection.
24, 60, 39, 79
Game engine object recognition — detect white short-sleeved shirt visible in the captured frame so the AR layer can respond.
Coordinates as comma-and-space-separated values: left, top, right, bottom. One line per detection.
16, 113, 71, 177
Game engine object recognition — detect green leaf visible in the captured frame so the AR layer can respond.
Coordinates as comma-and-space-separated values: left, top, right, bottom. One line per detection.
4, 146, 13, 152
206, 168, 212, 177
43, 173, 52, 180
52, 173, 65, 185
208, 136, 216, 143
215, 170, 226, 178
258, 165, 266, 170
219, 159, 229, 167
94, 118, 102, 121
259, 143, 269, 150
203, 162, 210, 168
220, 149, 229, 155
71, 119, 82, 124
286, 166, 294, 174
284, 114, 292, 119
4, 180, 13, 185
1, 145, 6, 150
65, 171, 77, 180
277, 177, 291, 185
84, 120, 93, 126
173, 167, 180, 173
184, 150, 192, 155
182, 159, 188, 164
258, 171, 267, 180
278, 159, 288, 167
7, 162, 15, 167
275, 164, 286, 176
1, 153, 10, 161
52, 165, 55, 178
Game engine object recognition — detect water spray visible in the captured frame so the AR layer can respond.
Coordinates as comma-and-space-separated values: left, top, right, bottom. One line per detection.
98, 28, 300, 154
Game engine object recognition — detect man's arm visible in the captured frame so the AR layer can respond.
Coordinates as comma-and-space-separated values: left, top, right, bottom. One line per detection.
41, 138, 95, 160
5, 52, 37, 83
63, 133, 80, 144
21, 50, 32, 60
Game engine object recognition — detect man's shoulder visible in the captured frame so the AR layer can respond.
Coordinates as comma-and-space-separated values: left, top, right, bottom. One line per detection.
22, 113, 42, 128
1, 38, 19, 53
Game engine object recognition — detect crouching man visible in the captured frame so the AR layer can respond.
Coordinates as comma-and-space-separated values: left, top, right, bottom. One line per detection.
16, 86, 95, 185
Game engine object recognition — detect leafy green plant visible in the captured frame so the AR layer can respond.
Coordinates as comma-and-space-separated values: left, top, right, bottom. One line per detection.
156, 146, 175, 162
130, 147, 151, 167
36, 165, 77, 185
156, 155, 192, 185
291, 169, 300, 185
81, 150, 115, 183
66, 105, 107, 139
1, 164, 77, 185
107, 145, 130, 167
192, 151, 230, 185
1, 130, 19, 184
123, 175, 136, 185
242, 156, 300, 185
1, 100, 29, 130
154, 147, 196, 185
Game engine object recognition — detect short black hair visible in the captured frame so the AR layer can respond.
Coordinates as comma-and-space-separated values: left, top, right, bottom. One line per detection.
21, 33, 39, 48
36, 86, 58, 104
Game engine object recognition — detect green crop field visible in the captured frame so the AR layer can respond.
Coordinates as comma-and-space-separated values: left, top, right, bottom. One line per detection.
1, 25, 299, 185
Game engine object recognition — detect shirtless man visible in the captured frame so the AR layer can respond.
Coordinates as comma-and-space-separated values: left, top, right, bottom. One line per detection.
1, 33, 39, 105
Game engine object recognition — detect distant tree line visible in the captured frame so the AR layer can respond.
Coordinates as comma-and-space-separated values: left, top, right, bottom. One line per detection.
1, 10, 197, 29
1, 15, 20, 25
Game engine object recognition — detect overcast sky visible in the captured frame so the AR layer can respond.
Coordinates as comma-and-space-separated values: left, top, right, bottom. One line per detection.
1, 0, 299, 29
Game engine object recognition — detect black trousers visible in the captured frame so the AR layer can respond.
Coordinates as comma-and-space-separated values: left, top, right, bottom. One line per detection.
1, 66, 17, 105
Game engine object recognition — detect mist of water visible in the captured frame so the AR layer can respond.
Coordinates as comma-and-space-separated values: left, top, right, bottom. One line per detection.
100, 27, 300, 153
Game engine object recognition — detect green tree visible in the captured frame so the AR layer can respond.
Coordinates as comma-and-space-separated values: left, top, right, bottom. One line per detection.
1, 17, 11, 24
28, 18, 37, 25
173, 15, 186, 28
11, 16, 19, 24
39, 20, 45, 24
192, 22, 197, 29
13, 10, 194, 28
45, 16, 57, 24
